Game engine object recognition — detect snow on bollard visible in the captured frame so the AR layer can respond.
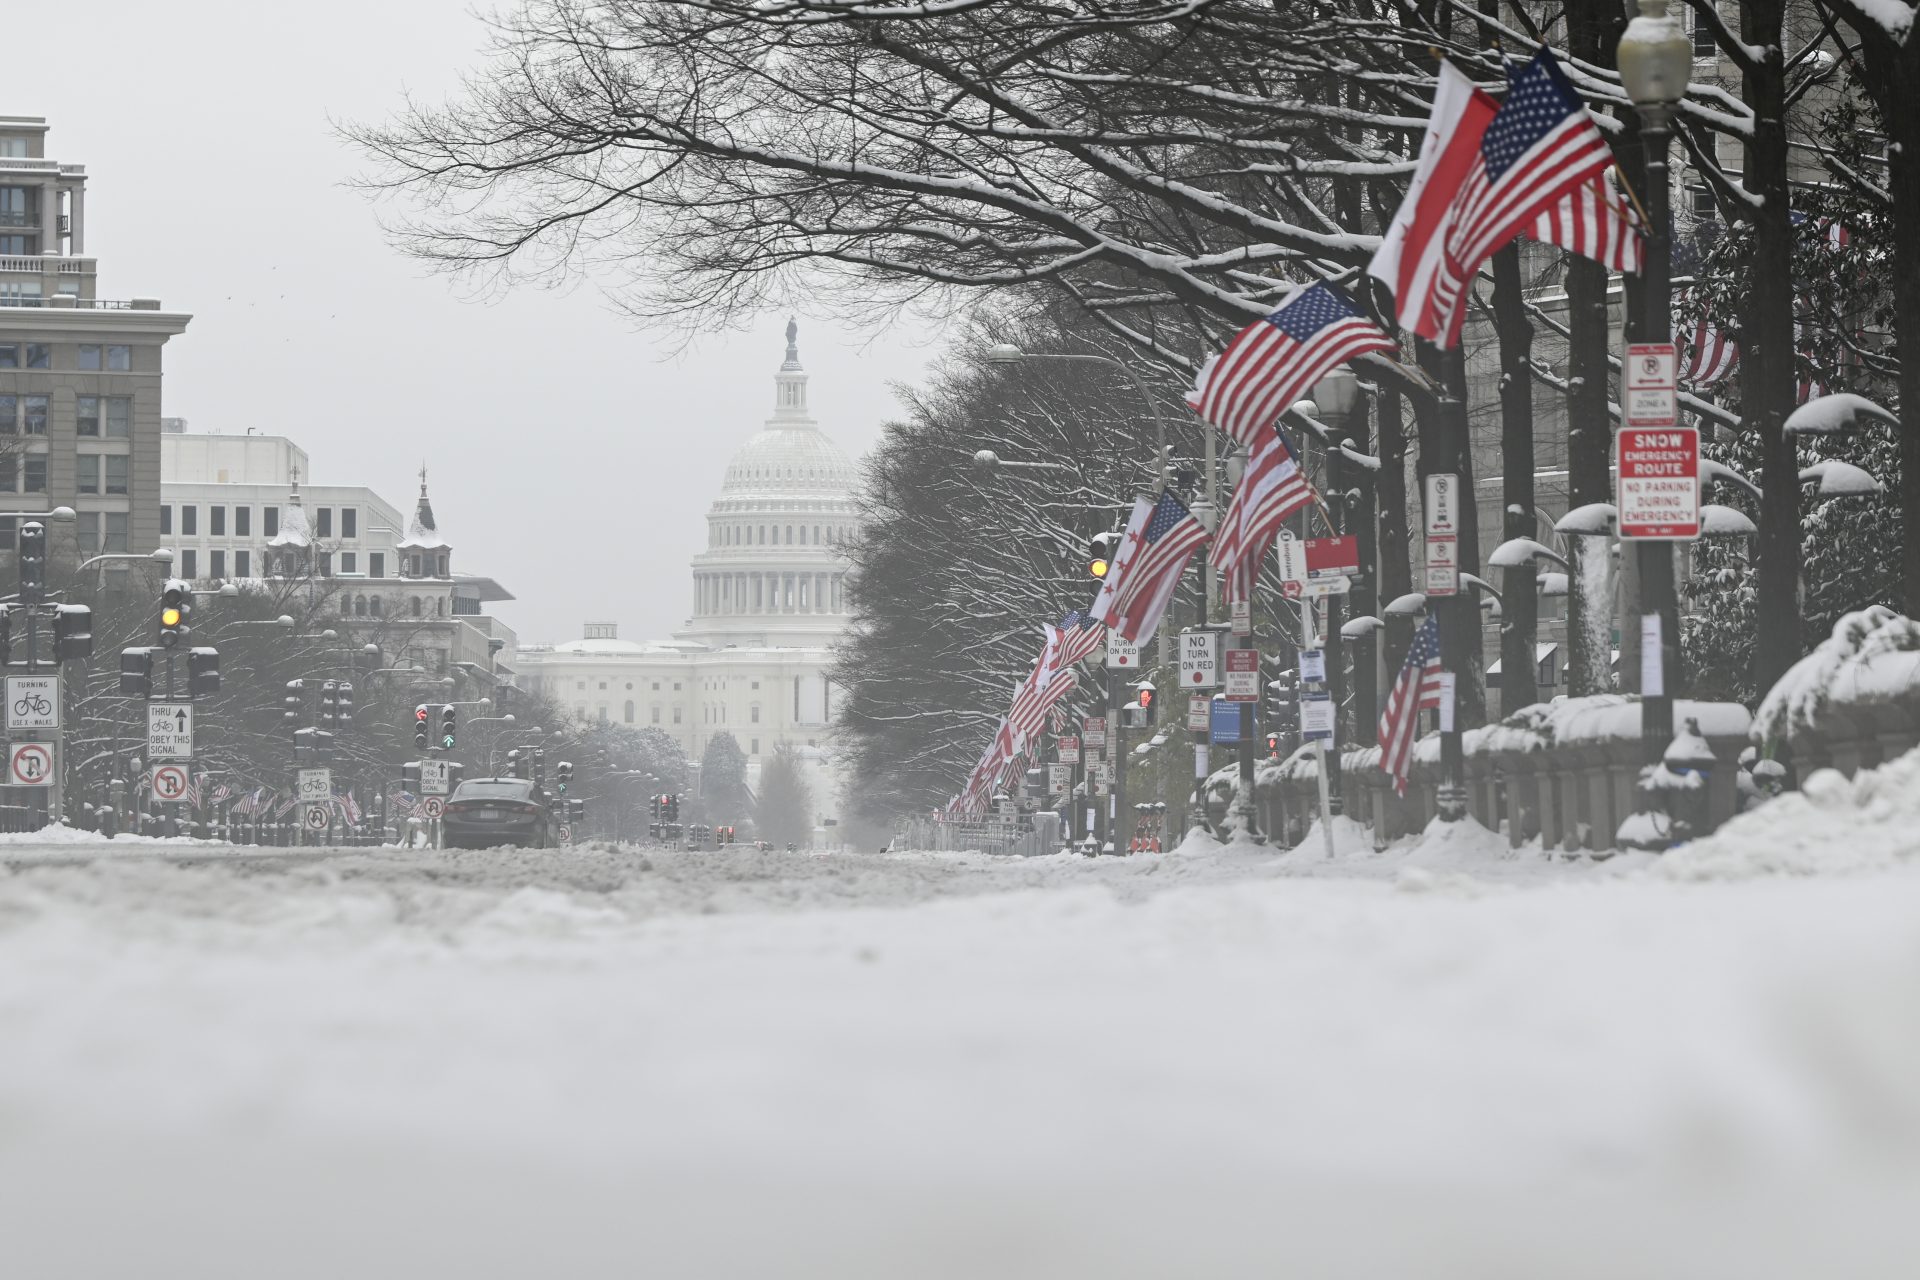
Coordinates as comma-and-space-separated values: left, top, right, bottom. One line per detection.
1617, 719, 1714, 851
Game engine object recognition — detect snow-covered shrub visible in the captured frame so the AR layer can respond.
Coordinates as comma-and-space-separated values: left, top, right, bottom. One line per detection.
1753, 605, 1920, 747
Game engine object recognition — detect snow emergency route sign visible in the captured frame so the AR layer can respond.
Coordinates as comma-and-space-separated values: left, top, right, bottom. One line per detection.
1617, 426, 1700, 540
1624, 342, 1678, 428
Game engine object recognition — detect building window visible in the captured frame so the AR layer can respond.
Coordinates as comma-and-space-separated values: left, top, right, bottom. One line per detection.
411, 597, 423, 617
160, 505, 171, 534
76, 396, 100, 436
437, 553, 449, 576
1693, 9, 1715, 58
751, 739, 759, 754
210, 506, 225, 535
77, 344, 101, 370
105, 397, 131, 438
263, 507, 279, 537
624, 700, 635, 723
651, 706, 660, 724
236, 549, 250, 578
180, 548, 197, 579
1691, 186, 1715, 220
599, 681, 608, 690
673, 707, 682, 724
369, 552, 384, 578
751, 681, 759, 690
235, 506, 250, 536
0, 344, 14, 367
673, 682, 682, 691
0, 395, 12, 431
651, 681, 660, 691
25, 343, 50, 370
104, 455, 129, 495
751, 704, 761, 723
211, 549, 226, 579
76, 454, 100, 494
181, 506, 197, 535
318, 552, 333, 576
75, 511, 97, 553
23, 395, 47, 434
23, 457, 45, 492
576, 680, 586, 691
340, 551, 356, 574
342, 507, 357, 538
316, 507, 332, 537
104, 513, 128, 554
368, 592, 380, 616
107, 345, 130, 371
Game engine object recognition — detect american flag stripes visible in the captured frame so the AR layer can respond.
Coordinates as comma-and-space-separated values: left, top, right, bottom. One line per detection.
1054, 608, 1107, 669
1092, 491, 1210, 643
1186, 284, 1396, 447
1378, 616, 1446, 796
1529, 175, 1642, 273
1211, 422, 1318, 585
1681, 310, 1738, 387
1425, 49, 1620, 346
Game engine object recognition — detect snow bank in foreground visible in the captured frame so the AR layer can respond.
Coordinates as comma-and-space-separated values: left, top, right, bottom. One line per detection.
1665, 744, 1920, 879
0, 824, 216, 847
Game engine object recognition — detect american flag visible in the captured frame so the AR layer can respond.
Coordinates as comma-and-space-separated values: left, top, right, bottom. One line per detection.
1378, 616, 1446, 796
1186, 283, 1395, 447
1092, 490, 1210, 643
1428, 48, 1618, 345
1211, 422, 1318, 585
1681, 310, 1738, 387
1529, 174, 1642, 272
1053, 607, 1106, 669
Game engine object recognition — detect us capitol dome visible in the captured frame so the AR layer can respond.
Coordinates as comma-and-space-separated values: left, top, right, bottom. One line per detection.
516, 320, 859, 835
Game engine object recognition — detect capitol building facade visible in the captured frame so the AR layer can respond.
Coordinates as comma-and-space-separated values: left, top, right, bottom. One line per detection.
516, 323, 858, 829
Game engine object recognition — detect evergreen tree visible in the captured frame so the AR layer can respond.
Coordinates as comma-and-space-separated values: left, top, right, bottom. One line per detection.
756, 744, 814, 847
699, 732, 750, 824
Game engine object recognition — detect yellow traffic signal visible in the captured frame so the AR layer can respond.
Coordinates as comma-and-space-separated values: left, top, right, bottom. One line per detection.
1089, 531, 1121, 580
161, 607, 183, 627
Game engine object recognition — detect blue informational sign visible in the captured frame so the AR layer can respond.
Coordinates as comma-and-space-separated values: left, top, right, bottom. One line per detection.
1209, 698, 1248, 745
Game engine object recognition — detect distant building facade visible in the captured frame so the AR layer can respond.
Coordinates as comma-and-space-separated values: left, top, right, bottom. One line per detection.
517, 323, 857, 828
0, 114, 191, 565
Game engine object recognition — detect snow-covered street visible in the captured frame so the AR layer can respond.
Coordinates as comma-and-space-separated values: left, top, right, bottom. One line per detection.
2, 829, 1918, 1278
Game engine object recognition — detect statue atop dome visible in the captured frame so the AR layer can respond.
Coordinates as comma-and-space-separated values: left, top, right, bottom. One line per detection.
783, 315, 802, 371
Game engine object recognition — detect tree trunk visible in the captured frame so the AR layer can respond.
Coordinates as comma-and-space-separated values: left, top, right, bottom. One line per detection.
1491, 243, 1538, 717
1742, 1, 1803, 694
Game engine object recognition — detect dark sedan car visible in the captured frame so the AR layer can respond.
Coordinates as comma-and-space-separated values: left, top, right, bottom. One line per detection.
442, 778, 555, 849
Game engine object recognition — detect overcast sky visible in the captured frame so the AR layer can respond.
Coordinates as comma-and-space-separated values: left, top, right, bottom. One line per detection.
13, 1, 938, 645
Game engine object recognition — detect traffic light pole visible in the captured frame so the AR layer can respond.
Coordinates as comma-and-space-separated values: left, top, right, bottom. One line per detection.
1108, 661, 1126, 854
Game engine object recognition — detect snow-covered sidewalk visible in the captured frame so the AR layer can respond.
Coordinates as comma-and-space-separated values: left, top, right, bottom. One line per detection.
1, 832, 1916, 1278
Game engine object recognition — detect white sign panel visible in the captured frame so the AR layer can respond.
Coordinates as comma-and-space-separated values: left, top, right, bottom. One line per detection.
1301, 694, 1335, 743
1624, 342, 1679, 428
1089, 761, 1114, 786
1083, 717, 1107, 750
297, 768, 333, 803
1299, 649, 1327, 684
1274, 536, 1309, 588
1048, 764, 1071, 796
149, 761, 188, 800
1230, 599, 1252, 636
1641, 613, 1665, 698
1424, 473, 1460, 535
5, 675, 59, 731
8, 741, 54, 787
1105, 632, 1140, 671
1186, 698, 1210, 733
146, 703, 193, 760
304, 803, 331, 832
1436, 672, 1458, 733
419, 759, 451, 796
1180, 631, 1222, 689
1303, 575, 1352, 598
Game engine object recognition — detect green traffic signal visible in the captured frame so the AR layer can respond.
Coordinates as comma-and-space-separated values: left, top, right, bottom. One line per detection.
441, 733, 455, 750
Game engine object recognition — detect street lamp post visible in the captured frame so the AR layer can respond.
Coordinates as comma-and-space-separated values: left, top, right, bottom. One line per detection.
1618, 0, 1692, 766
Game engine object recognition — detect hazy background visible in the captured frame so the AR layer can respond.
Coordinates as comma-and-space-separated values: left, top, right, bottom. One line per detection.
10, 0, 938, 644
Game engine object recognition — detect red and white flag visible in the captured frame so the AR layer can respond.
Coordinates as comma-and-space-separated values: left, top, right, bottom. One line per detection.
1368, 62, 1499, 341
1091, 491, 1210, 643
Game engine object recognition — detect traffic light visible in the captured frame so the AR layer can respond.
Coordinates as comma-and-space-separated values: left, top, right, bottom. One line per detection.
533, 748, 546, 784
1266, 732, 1280, 758
665, 793, 679, 824
402, 763, 421, 791
650, 795, 663, 821
335, 681, 354, 730
414, 704, 430, 749
1088, 531, 1122, 580
0, 606, 12, 666
506, 749, 523, 780
285, 680, 305, 743
17, 521, 46, 594
188, 647, 221, 697
120, 647, 153, 698
159, 580, 190, 647
319, 681, 339, 730
1136, 681, 1156, 724
555, 760, 573, 794
53, 604, 93, 661
440, 704, 457, 751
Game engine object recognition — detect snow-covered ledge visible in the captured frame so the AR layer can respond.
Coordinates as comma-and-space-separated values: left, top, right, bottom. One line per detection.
1755, 606, 1920, 776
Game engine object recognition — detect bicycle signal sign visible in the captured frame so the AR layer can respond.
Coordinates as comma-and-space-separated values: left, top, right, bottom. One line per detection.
147, 703, 193, 761
5, 675, 59, 730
